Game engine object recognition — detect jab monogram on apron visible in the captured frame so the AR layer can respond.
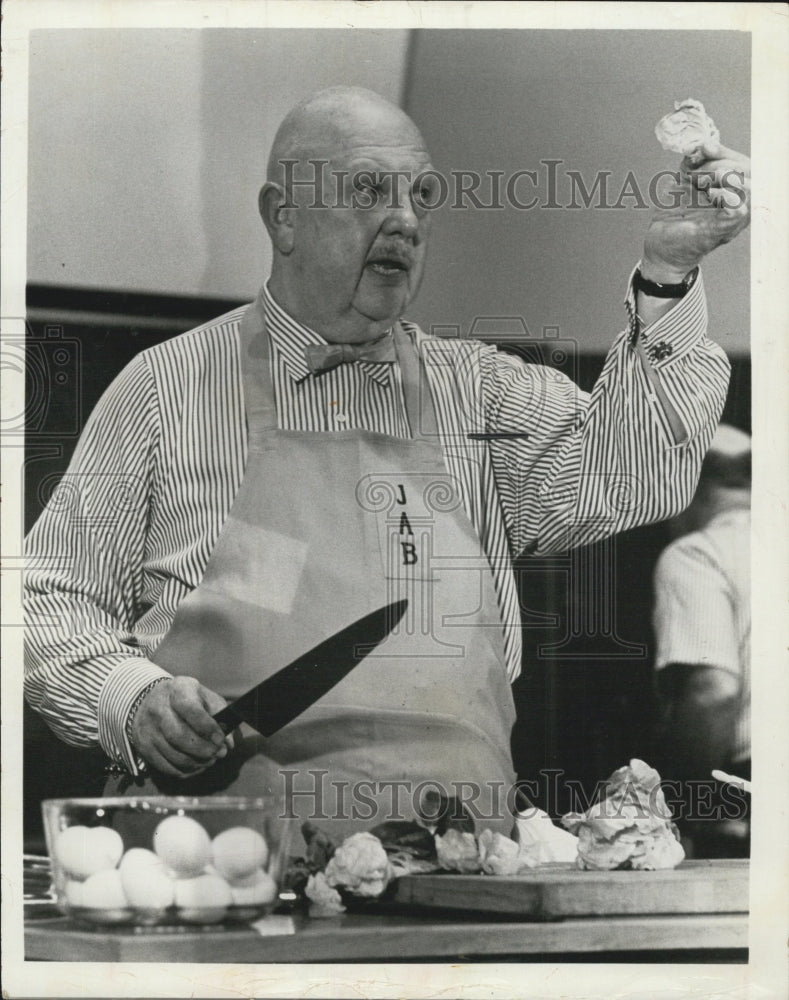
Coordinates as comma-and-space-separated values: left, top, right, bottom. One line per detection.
108, 293, 518, 837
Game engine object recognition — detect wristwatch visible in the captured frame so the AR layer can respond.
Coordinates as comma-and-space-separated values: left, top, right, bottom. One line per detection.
633, 266, 699, 298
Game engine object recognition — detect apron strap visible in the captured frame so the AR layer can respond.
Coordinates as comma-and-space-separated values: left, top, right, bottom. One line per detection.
239, 292, 276, 444
239, 290, 440, 444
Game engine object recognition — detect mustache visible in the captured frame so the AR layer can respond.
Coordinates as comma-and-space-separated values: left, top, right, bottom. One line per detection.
366, 243, 415, 270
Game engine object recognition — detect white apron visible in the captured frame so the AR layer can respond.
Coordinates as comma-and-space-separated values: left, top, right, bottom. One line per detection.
108, 295, 518, 837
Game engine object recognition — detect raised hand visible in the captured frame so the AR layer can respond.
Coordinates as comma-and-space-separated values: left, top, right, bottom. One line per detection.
642, 141, 750, 282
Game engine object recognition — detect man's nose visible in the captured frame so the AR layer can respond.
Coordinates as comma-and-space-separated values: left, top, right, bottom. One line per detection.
381, 182, 420, 239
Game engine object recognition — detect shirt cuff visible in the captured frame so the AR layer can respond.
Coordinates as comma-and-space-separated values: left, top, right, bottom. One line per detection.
97, 658, 173, 774
625, 262, 708, 369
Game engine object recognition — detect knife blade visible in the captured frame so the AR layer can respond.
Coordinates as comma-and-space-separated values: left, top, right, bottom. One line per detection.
213, 598, 408, 737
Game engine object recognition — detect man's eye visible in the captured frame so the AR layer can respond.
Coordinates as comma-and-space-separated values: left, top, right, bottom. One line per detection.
414, 178, 438, 208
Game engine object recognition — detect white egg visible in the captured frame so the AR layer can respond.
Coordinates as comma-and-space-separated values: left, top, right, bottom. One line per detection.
153, 815, 212, 878
91, 826, 125, 866
63, 879, 85, 908
211, 826, 269, 881
228, 868, 278, 907
174, 873, 232, 924
119, 848, 175, 910
54, 825, 124, 879
118, 846, 159, 872
54, 826, 91, 877
81, 868, 129, 909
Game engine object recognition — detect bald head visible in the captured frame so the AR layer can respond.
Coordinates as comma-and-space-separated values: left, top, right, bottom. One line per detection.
267, 87, 427, 186
259, 86, 434, 345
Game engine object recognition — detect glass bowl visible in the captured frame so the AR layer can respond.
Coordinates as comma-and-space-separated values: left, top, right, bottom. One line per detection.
42, 795, 295, 928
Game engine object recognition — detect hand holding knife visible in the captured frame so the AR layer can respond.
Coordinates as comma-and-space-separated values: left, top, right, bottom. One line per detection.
125, 600, 407, 778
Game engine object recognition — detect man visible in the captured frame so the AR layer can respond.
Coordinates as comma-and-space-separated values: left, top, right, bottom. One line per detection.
653, 424, 751, 855
25, 87, 749, 831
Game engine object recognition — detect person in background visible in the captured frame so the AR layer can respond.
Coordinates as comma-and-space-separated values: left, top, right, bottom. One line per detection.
653, 423, 751, 857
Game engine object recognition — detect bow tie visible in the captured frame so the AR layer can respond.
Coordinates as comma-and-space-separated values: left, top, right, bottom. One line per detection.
304, 334, 396, 375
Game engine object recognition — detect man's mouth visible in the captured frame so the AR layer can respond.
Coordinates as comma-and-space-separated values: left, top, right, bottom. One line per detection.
366, 254, 412, 277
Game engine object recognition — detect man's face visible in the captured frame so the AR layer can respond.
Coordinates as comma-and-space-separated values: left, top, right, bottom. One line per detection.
278, 105, 436, 343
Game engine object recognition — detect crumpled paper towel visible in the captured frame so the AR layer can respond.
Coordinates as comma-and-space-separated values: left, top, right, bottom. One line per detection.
513, 807, 579, 864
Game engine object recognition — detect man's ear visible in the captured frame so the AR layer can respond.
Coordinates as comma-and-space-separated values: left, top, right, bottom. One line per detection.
259, 182, 295, 254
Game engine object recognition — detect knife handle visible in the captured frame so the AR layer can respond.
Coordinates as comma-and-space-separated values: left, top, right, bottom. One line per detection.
213, 703, 244, 734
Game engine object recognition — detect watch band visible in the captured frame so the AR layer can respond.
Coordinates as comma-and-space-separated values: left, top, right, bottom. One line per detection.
634, 266, 698, 298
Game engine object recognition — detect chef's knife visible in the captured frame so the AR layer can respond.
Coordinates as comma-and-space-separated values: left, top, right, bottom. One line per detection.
213, 598, 408, 737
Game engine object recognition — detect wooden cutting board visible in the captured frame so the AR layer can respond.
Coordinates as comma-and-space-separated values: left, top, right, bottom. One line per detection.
393, 859, 749, 919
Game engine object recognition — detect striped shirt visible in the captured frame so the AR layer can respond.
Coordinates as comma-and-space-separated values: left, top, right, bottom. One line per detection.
653, 507, 750, 762
25, 271, 730, 770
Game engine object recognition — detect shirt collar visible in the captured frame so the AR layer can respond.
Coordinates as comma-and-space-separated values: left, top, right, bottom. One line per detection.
262, 284, 393, 386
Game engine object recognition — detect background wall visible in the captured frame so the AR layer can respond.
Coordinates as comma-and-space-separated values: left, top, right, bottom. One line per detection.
28, 28, 750, 353
404, 30, 750, 355
27, 29, 411, 299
